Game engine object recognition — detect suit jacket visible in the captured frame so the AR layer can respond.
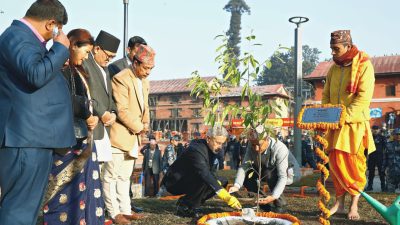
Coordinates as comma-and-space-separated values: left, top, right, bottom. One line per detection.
142, 147, 162, 174
0, 20, 75, 148
82, 54, 117, 140
108, 57, 129, 78
162, 139, 222, 192
110, 68, 150, 152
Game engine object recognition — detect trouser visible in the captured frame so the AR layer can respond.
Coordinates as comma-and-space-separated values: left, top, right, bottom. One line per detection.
0, 147, 53, 225
144, 169, 160, 197
102, 151, 134, 218
367, 156, 385, 188
166, 175, 228, 208
305, 155, 317, 170
243, 166, 287, 209
329, 148, 367, 196
386, 170, 400, 192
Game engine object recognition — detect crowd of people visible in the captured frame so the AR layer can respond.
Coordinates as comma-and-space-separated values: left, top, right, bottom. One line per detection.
0, 1, 399, 225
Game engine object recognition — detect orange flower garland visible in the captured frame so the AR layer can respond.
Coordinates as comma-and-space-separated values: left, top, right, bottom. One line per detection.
315, 147, 329, 165
315, 135, 328, 150
316, 163, 329, 181
316, 179, 330, 203
297, 104, 346, 225
197, 211, 301, 225
314, 136, 331, 225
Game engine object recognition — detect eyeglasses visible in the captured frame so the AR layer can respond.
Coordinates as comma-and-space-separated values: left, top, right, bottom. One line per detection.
101, 48, 115, 60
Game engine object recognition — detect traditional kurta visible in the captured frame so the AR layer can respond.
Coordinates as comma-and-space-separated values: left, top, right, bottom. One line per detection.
322, 53, 376, 196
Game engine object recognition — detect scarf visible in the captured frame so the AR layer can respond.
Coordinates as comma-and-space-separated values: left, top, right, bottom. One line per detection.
333, 46, 369, 94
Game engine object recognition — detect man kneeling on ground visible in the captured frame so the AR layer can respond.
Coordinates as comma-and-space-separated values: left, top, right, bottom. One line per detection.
229, 126, 289, 213
161, 126, 242, 218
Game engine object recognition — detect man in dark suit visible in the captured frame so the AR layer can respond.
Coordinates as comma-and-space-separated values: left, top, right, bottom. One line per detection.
161, 126, 241, 218
0, 1, 75, 224
108, 36, 147, 77
82, 30, 119, 161
142, 139, 162, 197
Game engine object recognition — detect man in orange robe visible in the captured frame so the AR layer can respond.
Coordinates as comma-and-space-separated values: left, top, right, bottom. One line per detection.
322, 30, 376, 220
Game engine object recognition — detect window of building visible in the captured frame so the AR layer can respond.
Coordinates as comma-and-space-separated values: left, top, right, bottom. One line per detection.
149, 96, 157, 106
170, 108, 181, 118
192, 108, 201, 118
192, 123, 201, 132
150, 110, 156, 118
191, 95, 199, 102
386, 85, 396, 96
170, 95, 180, 103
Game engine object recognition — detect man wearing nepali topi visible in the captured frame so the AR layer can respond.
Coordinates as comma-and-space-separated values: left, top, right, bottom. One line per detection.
322, 30, 376, 220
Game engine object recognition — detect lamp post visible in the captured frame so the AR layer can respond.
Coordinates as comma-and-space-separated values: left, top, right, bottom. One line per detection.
123, 0, 129, 59
289, 16, 309, 164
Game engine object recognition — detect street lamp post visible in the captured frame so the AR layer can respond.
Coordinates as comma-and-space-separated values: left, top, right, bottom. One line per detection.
123, 0, 129, 59
289, 16, 309, 165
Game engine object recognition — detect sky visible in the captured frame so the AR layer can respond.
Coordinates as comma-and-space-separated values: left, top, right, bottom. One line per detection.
1, 0, 399, 81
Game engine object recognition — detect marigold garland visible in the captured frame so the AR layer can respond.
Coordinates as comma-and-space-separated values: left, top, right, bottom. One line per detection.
197, 211, 301, 225
316, 163, 329, 181
315, 147, 329, 165
316, 179, 330, 203
315, 135, 328, 150
297, 104, 346, 225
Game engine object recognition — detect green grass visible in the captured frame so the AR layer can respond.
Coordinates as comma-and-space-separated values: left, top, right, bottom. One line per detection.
290, 172, 321, 187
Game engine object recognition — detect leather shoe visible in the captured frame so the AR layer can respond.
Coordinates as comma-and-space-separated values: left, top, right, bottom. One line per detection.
113, 214, 131, 225
176, 204, 202, 218
123, 212, 145, 220
131, 204, 144, 213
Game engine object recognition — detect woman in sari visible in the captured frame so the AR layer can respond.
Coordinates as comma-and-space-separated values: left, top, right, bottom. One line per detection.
43, 29, 105, 225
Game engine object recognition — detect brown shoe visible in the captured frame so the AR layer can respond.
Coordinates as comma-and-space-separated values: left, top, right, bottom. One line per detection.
123, 212, 145, 220
113, 214, 131, 224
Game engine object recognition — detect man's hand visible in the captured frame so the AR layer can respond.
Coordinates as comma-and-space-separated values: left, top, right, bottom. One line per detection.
102, 111, 116, 126
228, 184, 240, 193
140, 123, 149, 134
143, 123, 149, 132
217, 189, 242, 210
256, 195, 276, 205
86, 115, 99, 131
53, 29, 70, 49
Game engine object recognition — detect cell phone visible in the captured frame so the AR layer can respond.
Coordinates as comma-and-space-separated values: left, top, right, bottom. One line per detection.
52, 27, 59, 37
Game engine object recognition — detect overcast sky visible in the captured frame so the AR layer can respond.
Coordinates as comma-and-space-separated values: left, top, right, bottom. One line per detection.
1, 0, 399, 80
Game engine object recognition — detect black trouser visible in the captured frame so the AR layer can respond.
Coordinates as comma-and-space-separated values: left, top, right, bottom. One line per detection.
243, 166, 286, 209
144, 168, 160, 196
367, 154, 385, 187
166, 175, 228, 208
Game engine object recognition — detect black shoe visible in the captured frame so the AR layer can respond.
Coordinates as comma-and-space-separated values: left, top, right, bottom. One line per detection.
192, 207, 203, 218
176, 204, 194, 217
259, 204, 272, 212
131, 203, 144, 213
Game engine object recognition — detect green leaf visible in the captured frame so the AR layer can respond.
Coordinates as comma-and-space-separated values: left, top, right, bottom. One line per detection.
265, 60, 272, 69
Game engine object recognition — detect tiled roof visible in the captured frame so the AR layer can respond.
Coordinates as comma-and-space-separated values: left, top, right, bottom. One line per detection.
149, 77, 289, 98
150, 76, 215, 94
305, 55, 400, 80
220, 84, 289, 98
